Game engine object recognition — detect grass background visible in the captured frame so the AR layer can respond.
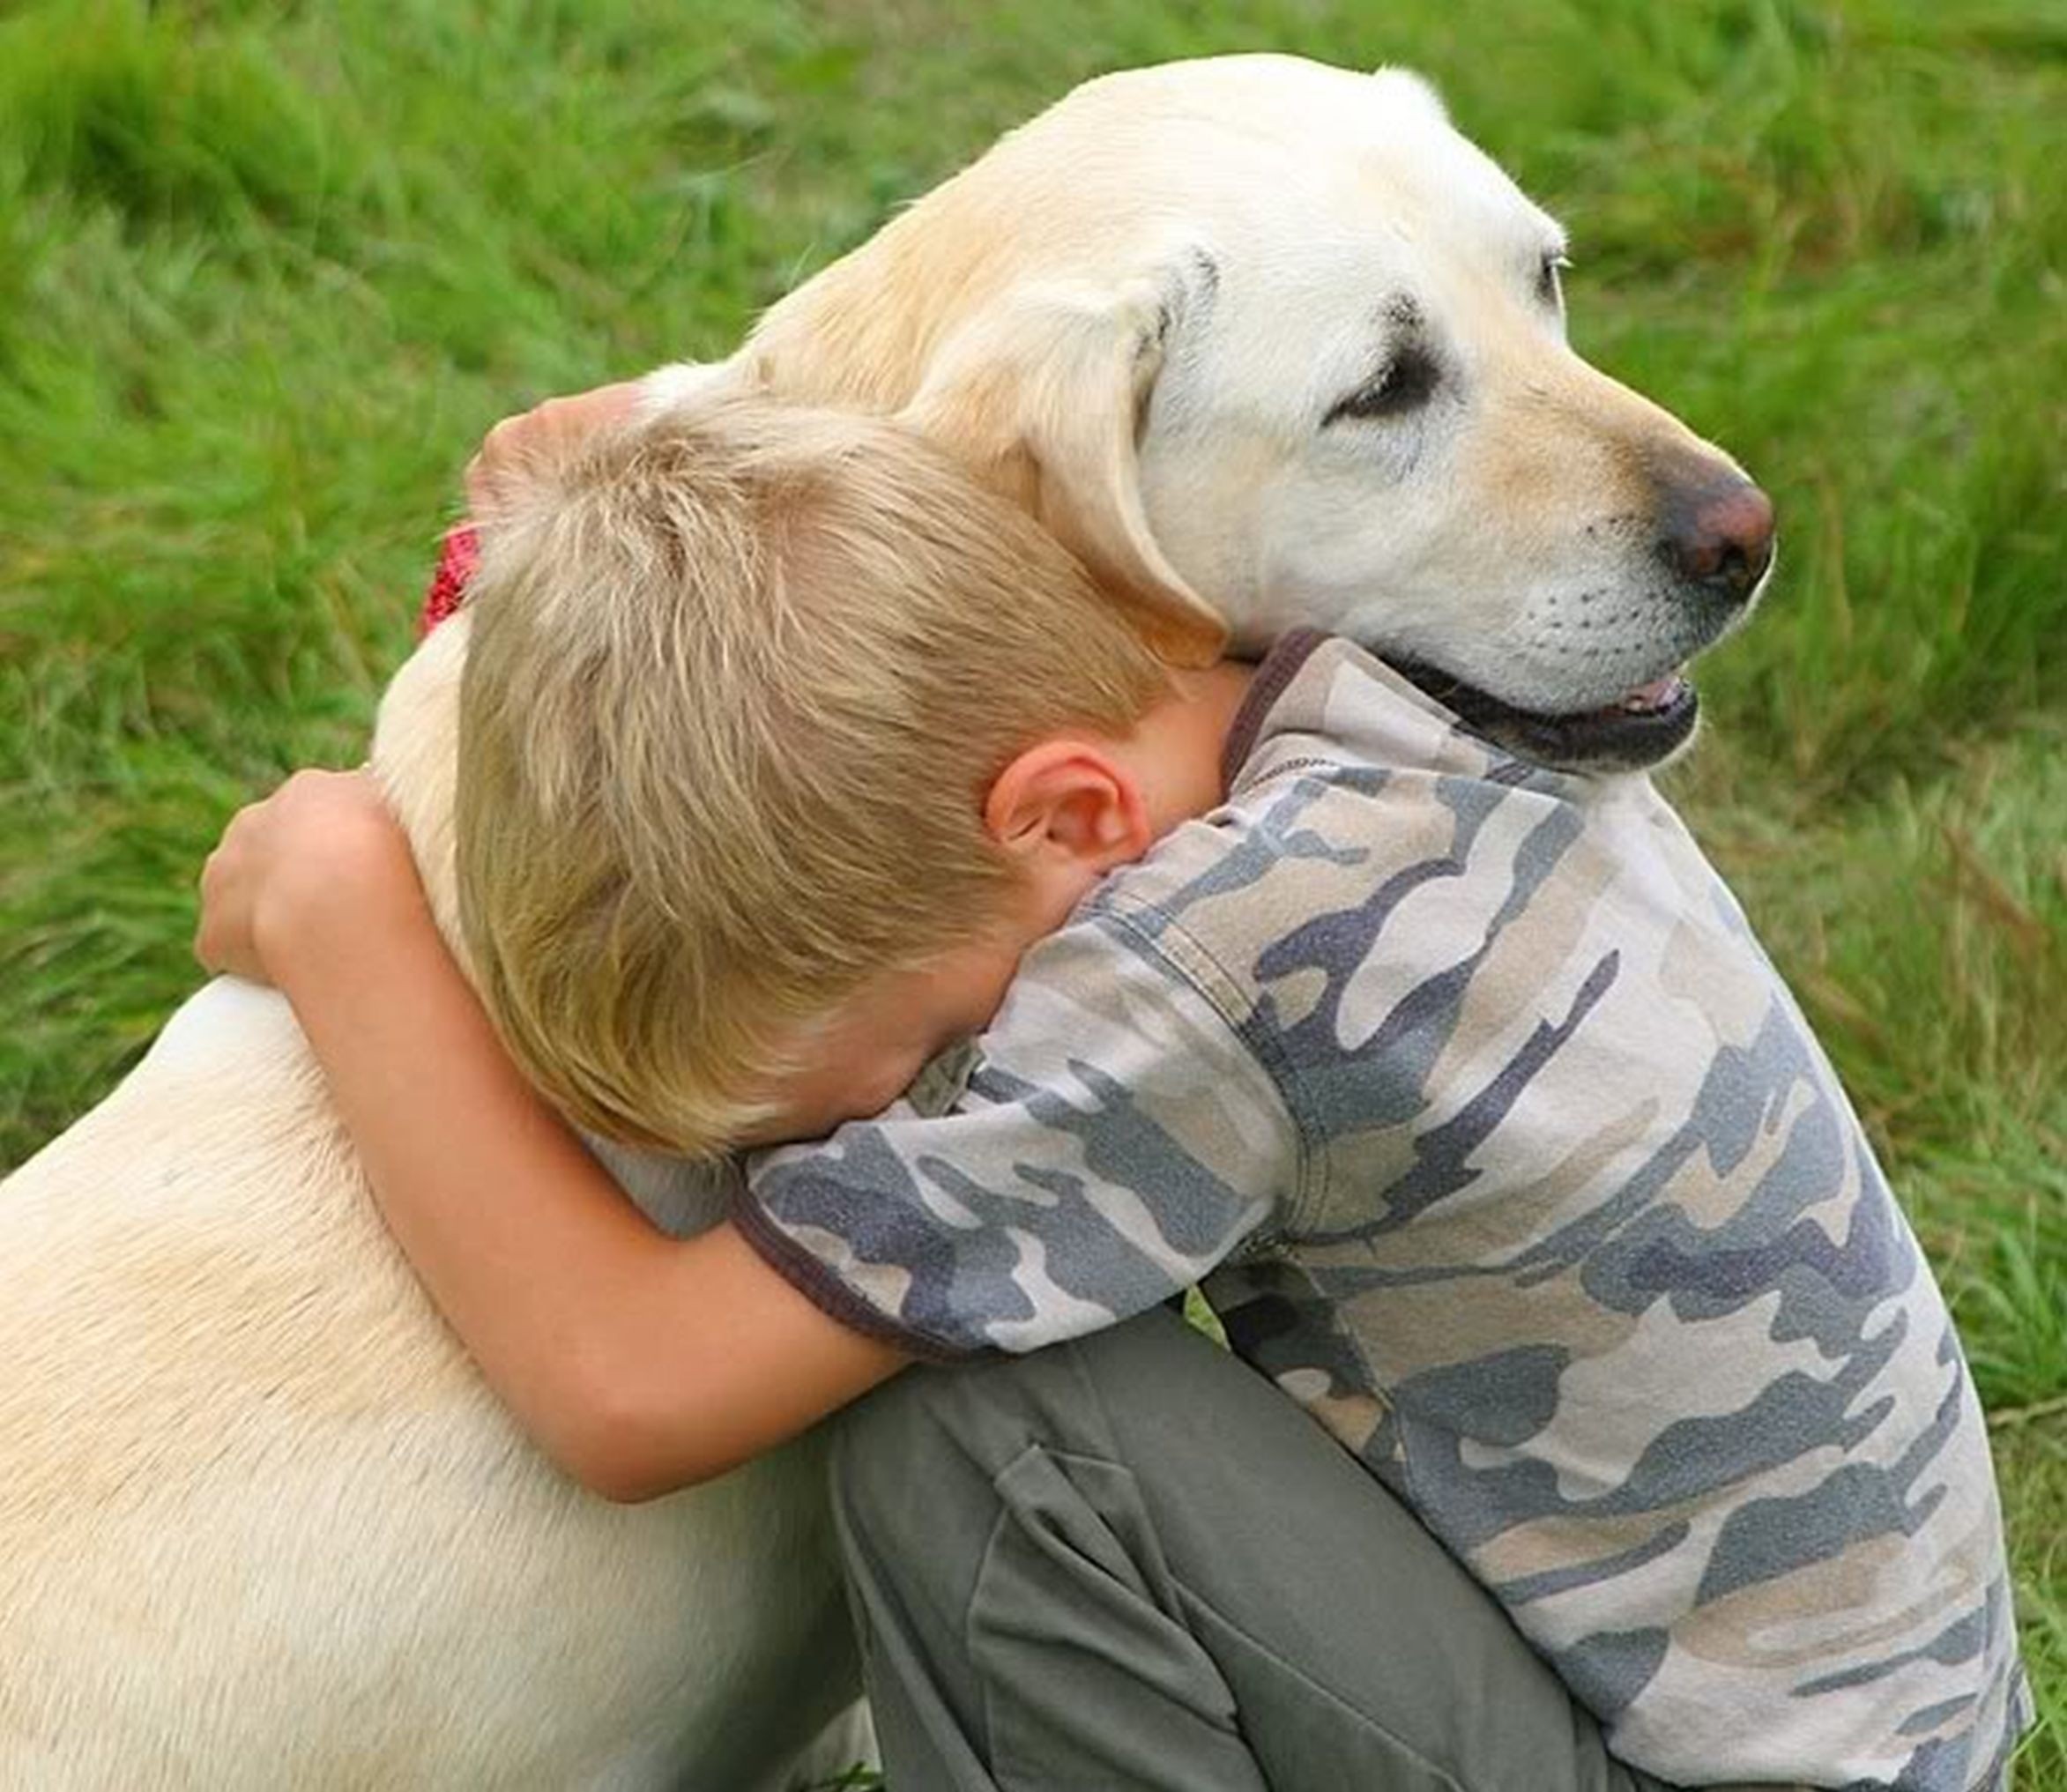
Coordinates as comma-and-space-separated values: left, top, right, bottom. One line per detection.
1, 0, 2061, 1781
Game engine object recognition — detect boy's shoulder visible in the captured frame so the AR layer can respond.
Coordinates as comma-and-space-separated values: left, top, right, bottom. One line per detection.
1093, 631, 1673, 990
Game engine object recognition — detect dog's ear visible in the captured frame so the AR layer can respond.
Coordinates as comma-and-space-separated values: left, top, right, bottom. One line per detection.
896, 269, 1229, 667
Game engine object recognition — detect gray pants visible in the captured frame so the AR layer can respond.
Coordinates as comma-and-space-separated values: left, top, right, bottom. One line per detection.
829, 1308, 1672, 1792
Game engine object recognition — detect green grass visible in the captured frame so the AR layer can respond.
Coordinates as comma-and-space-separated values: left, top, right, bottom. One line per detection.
1, 0, 2061, 1782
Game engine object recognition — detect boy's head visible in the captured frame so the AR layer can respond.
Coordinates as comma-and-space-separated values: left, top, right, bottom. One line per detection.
456, 396, 1178, 1156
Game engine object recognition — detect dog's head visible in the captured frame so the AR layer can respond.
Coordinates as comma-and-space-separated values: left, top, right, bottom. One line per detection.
735, 53, 1777, 772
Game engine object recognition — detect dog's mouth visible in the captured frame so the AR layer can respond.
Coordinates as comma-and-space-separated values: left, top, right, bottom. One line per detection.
1392, 661, 1699, 772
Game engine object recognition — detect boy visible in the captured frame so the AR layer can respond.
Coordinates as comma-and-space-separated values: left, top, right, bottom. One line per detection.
198, 393, 2026, 1791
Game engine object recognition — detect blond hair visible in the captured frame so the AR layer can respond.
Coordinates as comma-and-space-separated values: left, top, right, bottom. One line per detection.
455, 396, 1172, 1156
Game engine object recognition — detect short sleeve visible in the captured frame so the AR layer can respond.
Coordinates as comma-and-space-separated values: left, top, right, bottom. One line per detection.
738, 905, 1299, 1358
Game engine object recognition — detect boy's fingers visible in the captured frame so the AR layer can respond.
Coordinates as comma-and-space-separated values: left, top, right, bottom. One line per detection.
465, 381, 646, 515
193, 844, 238, 970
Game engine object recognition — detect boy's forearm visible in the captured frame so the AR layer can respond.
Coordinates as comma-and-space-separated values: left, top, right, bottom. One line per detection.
271, 888, 904, 1498
272, 892, 682, 1485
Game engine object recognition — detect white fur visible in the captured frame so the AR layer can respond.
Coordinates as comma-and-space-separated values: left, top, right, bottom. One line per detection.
2, 54, 1758, 1786
1, 625, 862, 1789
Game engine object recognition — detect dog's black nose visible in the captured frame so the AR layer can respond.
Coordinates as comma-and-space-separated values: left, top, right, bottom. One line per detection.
1659, 476, 1776, 604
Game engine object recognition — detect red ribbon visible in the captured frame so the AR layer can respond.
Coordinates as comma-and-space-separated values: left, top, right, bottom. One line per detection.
419, 524, 480, 638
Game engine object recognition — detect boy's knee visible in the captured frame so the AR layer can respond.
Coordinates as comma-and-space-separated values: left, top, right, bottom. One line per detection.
833, 1355, 1027, 1501
827, 1356, 1063, 1628
828, 1347, 1093, 1564
827, 1365, 937, 1532
828, 1316, 1208, 1539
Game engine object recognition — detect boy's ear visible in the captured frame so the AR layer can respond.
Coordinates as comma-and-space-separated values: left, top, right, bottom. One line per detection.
985, 741, 1153, 874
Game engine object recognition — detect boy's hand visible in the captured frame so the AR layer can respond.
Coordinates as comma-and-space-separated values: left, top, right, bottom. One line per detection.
196, 769, 424, 988
465, 381, 644, 520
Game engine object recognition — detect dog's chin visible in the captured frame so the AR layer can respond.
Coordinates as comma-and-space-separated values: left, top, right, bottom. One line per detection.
1392, 660, 1702, 774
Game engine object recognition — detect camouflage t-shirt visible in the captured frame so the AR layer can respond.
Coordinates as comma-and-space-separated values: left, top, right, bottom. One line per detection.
740, 633, 2029, 1790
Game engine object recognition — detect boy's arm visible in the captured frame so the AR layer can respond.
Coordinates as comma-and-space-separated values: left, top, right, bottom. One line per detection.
197, 770, 905, 1503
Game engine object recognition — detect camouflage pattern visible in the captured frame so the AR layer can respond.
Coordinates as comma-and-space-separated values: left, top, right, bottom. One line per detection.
744, 634, 2028, 1789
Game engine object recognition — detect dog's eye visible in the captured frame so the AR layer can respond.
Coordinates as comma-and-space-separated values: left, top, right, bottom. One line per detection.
1325, 347, 1442, 426
1536, 251, 1572, 308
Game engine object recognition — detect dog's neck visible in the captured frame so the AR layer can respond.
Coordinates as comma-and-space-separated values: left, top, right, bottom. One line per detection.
368, 613, 471, 966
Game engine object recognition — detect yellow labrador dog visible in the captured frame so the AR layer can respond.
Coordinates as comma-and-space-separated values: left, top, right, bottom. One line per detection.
0, 54, 1772, 1789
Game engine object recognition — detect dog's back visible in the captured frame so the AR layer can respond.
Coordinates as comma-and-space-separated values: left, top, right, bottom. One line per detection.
0, 632, 857, 1788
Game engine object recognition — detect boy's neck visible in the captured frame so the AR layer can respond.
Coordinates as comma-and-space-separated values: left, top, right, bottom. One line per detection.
1111, 660, 1260, 838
